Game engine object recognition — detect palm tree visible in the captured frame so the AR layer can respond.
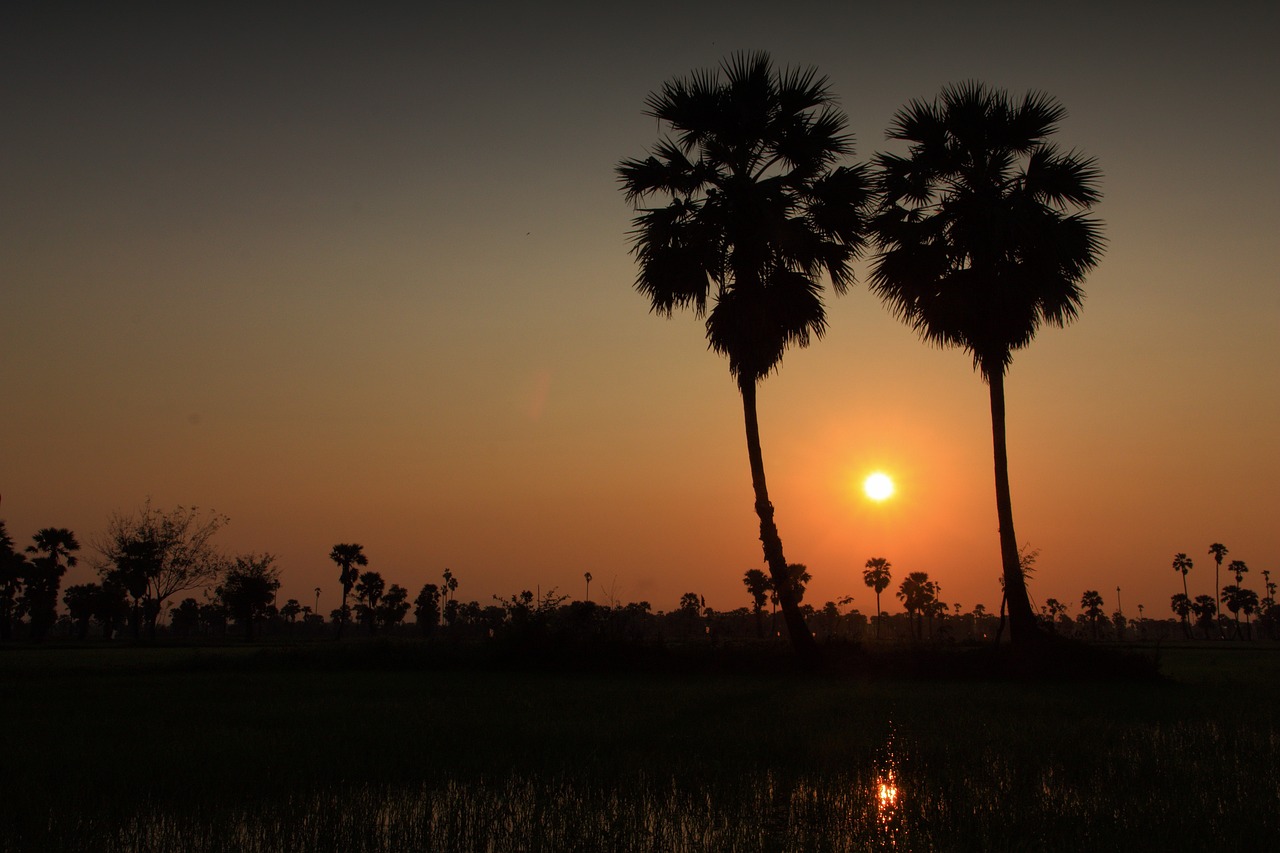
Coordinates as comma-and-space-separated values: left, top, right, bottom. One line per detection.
24, 528, 79, 642
1224, 561, 1250, 638
583, 571, 592, 603
1080, 590, 1105, 641
1172, 552, 1193, 606
870, 83, 1104, 647
618, 52, 872, 655
28, 527, 80, 570
328, 543, 367, 640
1042, 597, 1067, 633
1208, 543, 1228, 636
1170, 592, 1193, 638
1237, 587, 1259, 638
353, 570, 386, 635
1191, 594, 1217, 639
862, 557, 892, 640
971, 602, 988, 640
896, 571, 937, 641
742, 568, 771, 638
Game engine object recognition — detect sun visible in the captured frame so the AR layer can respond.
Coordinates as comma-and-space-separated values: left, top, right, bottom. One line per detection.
863, 472, 895, 502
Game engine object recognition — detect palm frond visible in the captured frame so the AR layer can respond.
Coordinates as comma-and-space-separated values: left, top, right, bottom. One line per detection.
1010, 90, 1066, 147
1023, 145, 1102, 208
619, 51, 871, 382
885, 97, 942, 144
776, 63, 834, 115
628, 202, 716, 316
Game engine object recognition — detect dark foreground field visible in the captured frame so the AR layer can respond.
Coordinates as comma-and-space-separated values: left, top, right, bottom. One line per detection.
2, 642, 1276, 852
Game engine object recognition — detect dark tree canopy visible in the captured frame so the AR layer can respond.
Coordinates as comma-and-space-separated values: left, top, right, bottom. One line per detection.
95, 502, 229, 640
215, 554, 280, 641
619, 51, 872, 388
871, 81, 1104, 382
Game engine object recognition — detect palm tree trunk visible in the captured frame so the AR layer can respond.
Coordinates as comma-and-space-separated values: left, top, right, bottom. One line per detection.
988, 372, 1040, 645
336, 588, 348, 640
740, 380, 817, 656
1215, 562, 1222, 638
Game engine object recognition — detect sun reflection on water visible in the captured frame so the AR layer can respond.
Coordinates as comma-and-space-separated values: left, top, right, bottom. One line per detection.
872, 726, 904, 844
876, 773, 899, 815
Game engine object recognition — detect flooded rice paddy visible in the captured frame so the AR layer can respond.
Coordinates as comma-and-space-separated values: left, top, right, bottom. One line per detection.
30, 719, 1277, 852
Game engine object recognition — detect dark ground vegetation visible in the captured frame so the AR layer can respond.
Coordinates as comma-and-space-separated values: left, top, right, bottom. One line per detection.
1, 641, 1276, 851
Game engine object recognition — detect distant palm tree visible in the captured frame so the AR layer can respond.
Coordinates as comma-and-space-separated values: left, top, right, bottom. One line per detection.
27, 527, 80, 570
328, 543, 367, 640
24, 528, 79, 642
1171, 553, 1193, 633
971, 603, 988, 641
870, 83, 1104, 647
353, 570, 385, 635
1170, 593, 1193, 638
619, 52, 872, 655
1224, 561, 1250, 638
1191, 594, 1217, 639
1208, 543, 1228, 636
896, 571, 937, 641
862, 558, 892, 640
1080, 590, 1105, 641
1042, 597, 1067, 633
583, 571, 592, 603
1237, 587, 1259, 638
742, 568, 771, 638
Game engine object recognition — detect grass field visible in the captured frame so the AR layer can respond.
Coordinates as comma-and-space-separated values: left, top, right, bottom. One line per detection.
2, 641, 1276, 851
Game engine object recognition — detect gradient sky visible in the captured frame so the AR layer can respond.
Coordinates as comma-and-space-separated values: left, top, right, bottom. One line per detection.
4, 1, 1278, 620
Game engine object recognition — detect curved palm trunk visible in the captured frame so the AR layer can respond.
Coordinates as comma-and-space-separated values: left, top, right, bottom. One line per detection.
988, 372, 1040, 645
740, 380, 817, 656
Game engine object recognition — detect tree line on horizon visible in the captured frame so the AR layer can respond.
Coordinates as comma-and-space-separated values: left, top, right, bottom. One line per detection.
1169, 544, 1275, 640
4, 503, 1276, 645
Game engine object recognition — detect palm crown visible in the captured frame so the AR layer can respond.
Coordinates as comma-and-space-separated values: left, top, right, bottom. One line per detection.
870, 81, 1104, 381
618, 51, 871, 387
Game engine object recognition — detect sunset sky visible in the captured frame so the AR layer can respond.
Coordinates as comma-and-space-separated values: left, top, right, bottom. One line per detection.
4, 2, 1278, 620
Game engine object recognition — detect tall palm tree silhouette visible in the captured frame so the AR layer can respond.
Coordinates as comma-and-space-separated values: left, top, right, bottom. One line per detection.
1208, 543, 1228, 636
862, 557, 892, 640
618, 52, 872, 654
1226, 560, 1250, 637
1172, 552, 1193, 634
869, 83, 1103, 647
